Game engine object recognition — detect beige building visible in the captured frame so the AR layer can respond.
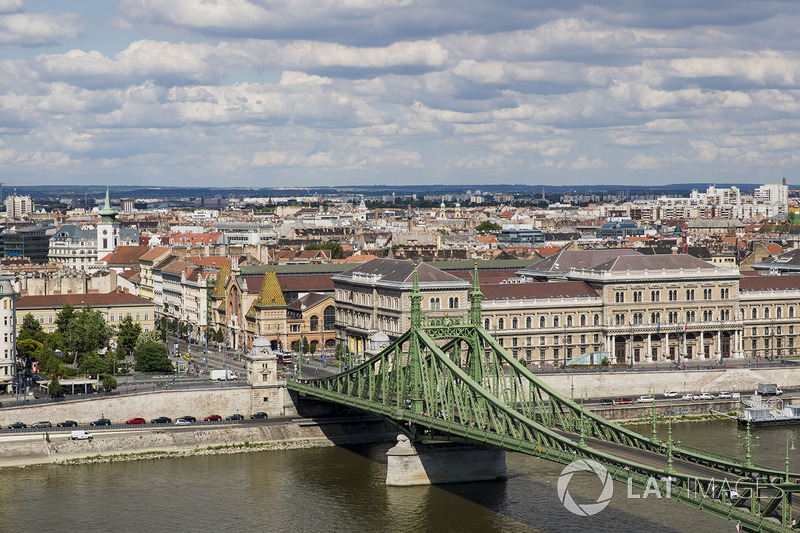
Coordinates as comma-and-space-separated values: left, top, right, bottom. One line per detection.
332, 259, 470, 358
16, 292, 155, 335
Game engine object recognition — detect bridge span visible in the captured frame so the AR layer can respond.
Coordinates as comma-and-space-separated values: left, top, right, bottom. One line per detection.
289, 265, 800, 532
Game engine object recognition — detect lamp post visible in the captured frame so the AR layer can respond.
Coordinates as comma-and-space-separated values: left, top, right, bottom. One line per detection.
629, 317, 634, 369
737, 421, 760, 468
784, 430, 797, 526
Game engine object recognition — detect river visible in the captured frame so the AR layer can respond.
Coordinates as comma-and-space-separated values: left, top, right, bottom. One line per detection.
0, 420, 797, 532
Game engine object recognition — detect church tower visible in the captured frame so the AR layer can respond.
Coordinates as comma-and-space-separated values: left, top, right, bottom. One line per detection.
97, 188, 120, 258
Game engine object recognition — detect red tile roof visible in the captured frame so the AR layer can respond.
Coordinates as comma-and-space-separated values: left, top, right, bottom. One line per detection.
18, 292, 153, 309
482, 281, 597, 301
98, 246, 151, 266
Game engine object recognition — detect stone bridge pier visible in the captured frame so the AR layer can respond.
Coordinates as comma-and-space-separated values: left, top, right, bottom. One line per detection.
385, 434, 507, 486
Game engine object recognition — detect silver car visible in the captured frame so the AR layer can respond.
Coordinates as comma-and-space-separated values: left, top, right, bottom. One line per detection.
175, 418, 192, 426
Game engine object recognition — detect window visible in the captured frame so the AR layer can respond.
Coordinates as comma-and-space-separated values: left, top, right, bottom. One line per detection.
430, 297, 441, 310
580, 315, 586, 326
685, 289, 695, 300
553, 316, 559, 328
765, 308, 771, 319
791, 307, 796, 318
593, 314, 600, 326
540, 336, 546, 346
310, 316, 319, 331
484, 318, 490, 329
110, 315, 115, 322
633, 291, 643, 302
752, 308, 758, 320
136, 313, 141, 321
511, 317, 519, 329
777, 307, 783, 319
526, 316, 532, 328
651, 290, 660, 302
540, 316, 546, 328
566, 315, 573, 327
324, 306, 335, 330
498, 318, 505, 330
615, 292, 625, 303
448, 297, 459, 309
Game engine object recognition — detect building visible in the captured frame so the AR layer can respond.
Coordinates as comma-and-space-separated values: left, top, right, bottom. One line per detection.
2, 224, 56, 263
5, 195, 34, 218
0, 273, 18, 393
332, 259, 470, 358
16, 291, 155, 335
49, 223, 139, 272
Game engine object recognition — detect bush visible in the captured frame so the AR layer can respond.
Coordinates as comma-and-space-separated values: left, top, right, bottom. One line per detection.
48, 376, 62, 397
102, 374, 118, 391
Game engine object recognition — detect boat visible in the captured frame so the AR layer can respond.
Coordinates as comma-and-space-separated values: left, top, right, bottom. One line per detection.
737, 393, 800, 427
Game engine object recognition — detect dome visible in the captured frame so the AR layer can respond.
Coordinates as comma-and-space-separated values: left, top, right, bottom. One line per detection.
370, 331, 390, 343
251, 336, 273, 354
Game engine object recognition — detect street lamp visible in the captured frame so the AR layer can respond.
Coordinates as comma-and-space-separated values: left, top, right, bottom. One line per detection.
737, 421, 760, 468
785, 430, 796, 483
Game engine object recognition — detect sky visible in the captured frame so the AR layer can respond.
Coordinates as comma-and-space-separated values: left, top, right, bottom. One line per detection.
2, 1, 800, 189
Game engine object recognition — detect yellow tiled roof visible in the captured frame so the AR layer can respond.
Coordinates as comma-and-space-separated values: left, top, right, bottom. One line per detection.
212, 264, 231, 297
254, 268, 286, 307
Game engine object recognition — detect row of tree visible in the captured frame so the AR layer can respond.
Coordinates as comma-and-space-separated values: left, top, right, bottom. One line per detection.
17, 305, 176, 393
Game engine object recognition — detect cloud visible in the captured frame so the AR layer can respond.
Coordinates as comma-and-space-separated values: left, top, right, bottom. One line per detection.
0, 10, 82, 46
571, 156, 606, 169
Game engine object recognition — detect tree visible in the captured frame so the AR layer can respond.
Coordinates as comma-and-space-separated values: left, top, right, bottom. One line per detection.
19, 313, 46, 343
309, 341, 317, 355
214, 328, 224, 343
475, 221, 501, 233
117, 315, 142, 356
16, 339, 43, 361
305, 242, 344, 259
134, 341, 174, 373
102, 374, 118, 392
48, 376, 62, 397
78, 354, 109, 376
55, 304, 76, 335
134, 329, 164, 351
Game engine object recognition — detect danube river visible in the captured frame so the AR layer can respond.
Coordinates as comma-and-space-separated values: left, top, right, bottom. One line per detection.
0, 420, 797, 532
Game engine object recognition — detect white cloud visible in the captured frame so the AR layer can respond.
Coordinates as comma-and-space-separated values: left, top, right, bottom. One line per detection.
571, 156, 606, 169
0, 11, 82, 46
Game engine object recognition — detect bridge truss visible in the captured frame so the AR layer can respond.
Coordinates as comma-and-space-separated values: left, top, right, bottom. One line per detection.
288, 265, 800, 532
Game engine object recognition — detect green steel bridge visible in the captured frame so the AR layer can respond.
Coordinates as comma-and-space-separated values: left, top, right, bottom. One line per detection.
288, 265, 800, 532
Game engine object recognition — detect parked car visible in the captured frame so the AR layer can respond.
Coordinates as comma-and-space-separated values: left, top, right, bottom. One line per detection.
151, 417, 172, 424
663, 391, 678, 398
90, 418, 111, 426
70, 430, 93, 440
126, 417, 146, 425
681, 394, 694, 401
599, 399, 615, 405
174, 418, 192, 426
618, 397, 634, 404
31, 421, 52, 428
718, 392, 732, 399
695, 393, 715, 400
8, 422, 26, 429
635, 396, 655, 404
204, 415, 222, 421
180, 415, 197, 423
57, 420, 78, 427
226, 413, 244, 421
250, 412, 269, 419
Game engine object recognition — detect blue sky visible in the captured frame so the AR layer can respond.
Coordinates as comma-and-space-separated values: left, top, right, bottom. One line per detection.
2, 0, 800, 188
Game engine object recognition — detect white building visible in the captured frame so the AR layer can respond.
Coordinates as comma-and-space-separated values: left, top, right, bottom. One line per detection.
0, 274, 18, 393
5, 195, 35, 218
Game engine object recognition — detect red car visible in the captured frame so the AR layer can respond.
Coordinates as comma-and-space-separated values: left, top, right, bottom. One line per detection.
126, 417, 146, 425
204, 415, 222, 421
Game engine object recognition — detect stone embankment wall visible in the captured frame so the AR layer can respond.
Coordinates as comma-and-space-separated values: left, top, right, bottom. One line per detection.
539, 367, 799, 399
0, 385, 294, 427
0, 420, 398, 468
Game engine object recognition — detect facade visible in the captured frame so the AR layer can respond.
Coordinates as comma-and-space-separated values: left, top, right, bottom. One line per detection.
5, 195, 34, 218
2, 224, 56, 263
0, 274, 18, 393
16, 292, 155, 335
49, 224, 139, 272
332, 259, 470, 358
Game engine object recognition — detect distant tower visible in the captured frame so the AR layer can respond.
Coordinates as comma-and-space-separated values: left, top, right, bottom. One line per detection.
407, 204, 413, 231
438, 199, 446, 219
542, 186, 545, 201
454, 199, 462, 218
97, 187, 120, 258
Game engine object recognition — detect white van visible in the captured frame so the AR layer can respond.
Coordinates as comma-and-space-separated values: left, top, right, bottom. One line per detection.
70, 430, 93, 440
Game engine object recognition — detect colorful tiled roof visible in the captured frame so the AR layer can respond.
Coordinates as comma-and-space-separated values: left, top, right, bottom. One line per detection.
213, 264, 231, 297
254, 268, 286, 307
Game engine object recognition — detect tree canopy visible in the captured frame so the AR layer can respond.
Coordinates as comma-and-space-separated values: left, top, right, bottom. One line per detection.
117, 315, 142, 355
475, 221, 502, 233
134, 341, 174, 373
305, 242, 344, 259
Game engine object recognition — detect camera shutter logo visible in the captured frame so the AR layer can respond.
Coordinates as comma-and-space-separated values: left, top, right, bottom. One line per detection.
557, 459, 614, 516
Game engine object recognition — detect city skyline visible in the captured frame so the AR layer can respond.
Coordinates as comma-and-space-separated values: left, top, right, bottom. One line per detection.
2, 1, 800, 187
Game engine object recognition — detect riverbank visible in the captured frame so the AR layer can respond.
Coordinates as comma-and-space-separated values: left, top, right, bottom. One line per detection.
0, 418, 399, 469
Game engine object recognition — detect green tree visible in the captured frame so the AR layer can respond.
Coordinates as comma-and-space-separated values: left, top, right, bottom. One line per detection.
48, 376, 62, 397
305, 242, 345, 259
16, 339, 43, 361
55, 304, 76, 335
309, 341, 317, 355
19, 313, 46, 343
78, 353, 109, 376
214, 328, 224, 343
116, 315, 142, 356
102, 374, 118, 391
475, 221, 501, 233
134, 329, 164, 351
134, 341, 174, 373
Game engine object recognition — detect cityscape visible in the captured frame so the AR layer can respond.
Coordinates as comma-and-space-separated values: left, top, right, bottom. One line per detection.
6, 0, 800, 531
